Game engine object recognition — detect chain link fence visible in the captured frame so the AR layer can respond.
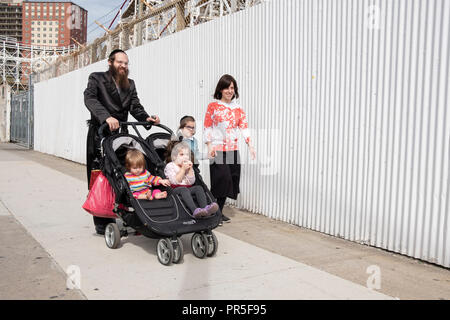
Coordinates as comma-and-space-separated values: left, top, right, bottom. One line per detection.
10, 80, 33, 148
36, 0, 262, 82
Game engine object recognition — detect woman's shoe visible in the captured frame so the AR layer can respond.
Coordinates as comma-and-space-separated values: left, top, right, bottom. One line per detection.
221, 214, 231, 222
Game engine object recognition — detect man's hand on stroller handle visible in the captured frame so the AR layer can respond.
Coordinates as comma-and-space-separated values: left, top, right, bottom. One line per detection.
106, 117, 120, 131
104, 115, 160, 134
146, 115, 160, 125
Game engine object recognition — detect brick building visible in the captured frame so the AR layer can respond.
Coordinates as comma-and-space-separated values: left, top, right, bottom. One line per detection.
21, 1, 87, 47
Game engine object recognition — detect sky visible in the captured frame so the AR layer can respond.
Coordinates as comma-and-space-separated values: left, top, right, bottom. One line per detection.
72, 0, 134, 42
73, 0, 131, 42
27, 0, 132, 42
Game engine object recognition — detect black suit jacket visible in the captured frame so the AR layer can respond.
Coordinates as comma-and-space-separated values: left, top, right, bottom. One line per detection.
84, 71, 150, 126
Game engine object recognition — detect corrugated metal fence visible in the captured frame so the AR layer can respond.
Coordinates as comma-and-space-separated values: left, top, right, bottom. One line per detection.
34, 0, 450, 267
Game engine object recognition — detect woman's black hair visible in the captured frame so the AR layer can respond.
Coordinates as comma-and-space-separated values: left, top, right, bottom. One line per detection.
213, 74, 239, 100
108, 49, 126, 62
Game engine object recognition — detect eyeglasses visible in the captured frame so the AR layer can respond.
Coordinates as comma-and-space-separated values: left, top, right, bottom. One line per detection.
185, 126, 196, 131
115, 60, 129, 66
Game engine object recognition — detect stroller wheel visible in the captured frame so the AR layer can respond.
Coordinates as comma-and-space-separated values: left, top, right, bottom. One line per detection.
191, 232, 209, 259
157, 238, 174, 266
105, 223, 121, 249
172, 237, 184, 264
206, 231, 218, 257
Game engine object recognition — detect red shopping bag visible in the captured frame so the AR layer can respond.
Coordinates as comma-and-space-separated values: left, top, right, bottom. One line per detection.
82, 172, 117, 218
88, 169, 102, 190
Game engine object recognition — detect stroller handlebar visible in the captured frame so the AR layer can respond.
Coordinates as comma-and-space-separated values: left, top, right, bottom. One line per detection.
98, 121, 174, 140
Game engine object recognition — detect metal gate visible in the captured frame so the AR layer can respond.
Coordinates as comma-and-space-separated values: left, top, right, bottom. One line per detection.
10, 88, 33, 148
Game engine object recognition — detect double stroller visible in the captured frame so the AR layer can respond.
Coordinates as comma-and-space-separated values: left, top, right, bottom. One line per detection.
96, 121, 221, 265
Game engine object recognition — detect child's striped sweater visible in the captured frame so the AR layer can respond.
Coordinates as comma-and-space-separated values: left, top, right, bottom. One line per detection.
124, 169, 162, 195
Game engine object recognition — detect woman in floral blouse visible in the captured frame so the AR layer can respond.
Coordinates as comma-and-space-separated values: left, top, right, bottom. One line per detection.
203, 74, 256, 224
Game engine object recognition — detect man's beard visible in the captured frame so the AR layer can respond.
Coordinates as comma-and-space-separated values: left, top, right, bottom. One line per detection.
109, 65, 130, 90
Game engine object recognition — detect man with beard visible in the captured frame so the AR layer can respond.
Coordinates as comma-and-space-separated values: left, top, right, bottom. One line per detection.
84, 49, 160, 235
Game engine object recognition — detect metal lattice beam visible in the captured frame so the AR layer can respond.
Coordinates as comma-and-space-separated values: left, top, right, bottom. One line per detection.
0, 36, 77, 94
0, 0, 263, 88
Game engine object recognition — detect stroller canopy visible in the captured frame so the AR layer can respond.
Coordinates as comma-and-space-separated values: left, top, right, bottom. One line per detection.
112, 136, 146, 155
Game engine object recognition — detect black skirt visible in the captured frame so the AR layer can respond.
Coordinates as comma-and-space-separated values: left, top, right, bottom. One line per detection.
209, 151, 241, 200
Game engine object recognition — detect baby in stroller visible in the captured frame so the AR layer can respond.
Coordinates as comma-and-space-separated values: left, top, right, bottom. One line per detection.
124, 149, 171, 200
164, 140, 219, 218
93, 121, 221, 264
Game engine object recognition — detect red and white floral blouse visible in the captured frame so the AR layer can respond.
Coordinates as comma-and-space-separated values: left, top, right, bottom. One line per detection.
203, 100, 251, 152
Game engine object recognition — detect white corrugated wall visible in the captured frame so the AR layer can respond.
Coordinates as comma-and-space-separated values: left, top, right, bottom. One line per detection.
34, 0, 450, 267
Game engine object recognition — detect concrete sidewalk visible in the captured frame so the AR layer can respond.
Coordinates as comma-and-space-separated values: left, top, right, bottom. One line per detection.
0, 143, 448, 299
0, 203, 85, 300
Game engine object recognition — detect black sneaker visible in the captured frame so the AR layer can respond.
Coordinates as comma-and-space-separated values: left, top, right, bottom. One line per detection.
221, 214, 231, 222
